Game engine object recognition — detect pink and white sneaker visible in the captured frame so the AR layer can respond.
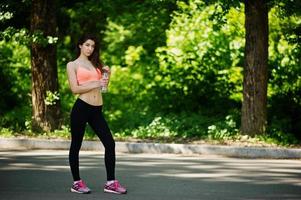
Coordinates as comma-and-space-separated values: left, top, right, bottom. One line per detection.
70, 180, 91, 194
104, 180, 127, 194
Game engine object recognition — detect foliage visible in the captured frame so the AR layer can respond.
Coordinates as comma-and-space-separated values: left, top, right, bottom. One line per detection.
0, 0, 300, 146
0, 105, 31, 132
44, 91, 60, 106
0, 27, 58, 46
102, 66, 154, 133
207, 115, 239, 140
101, 0, 176, 66
0, 32, 31, 115
115, 112, 225, 139
268, 6, 301, 138
150, 1, 244, 112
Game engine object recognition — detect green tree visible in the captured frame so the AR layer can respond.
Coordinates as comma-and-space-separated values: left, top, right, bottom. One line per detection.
241, 0, 269, 136
30, 0, 61, 131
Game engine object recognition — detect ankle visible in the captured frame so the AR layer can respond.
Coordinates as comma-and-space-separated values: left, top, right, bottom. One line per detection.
107, 180, 115, 185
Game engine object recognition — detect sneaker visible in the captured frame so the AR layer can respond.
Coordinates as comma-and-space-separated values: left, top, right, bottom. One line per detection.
104, 180, 127, 194
70, 180, 91, 194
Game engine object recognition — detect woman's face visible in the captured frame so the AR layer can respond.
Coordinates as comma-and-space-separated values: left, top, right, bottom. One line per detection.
79, 39, 95, 57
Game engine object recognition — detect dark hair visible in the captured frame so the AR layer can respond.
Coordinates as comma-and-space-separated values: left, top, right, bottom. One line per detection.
76, 34, 103, 69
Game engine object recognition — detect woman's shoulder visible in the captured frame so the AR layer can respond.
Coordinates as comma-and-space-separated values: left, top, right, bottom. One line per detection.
67, 60, 78, 69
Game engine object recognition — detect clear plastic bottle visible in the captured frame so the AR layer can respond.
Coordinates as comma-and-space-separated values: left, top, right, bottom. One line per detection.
101, 70, 109, 93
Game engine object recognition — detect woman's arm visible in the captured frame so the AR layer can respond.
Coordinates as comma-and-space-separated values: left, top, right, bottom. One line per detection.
66, 62, 101, 94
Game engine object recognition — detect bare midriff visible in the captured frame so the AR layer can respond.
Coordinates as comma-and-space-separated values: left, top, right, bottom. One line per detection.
79, 88, 103, 106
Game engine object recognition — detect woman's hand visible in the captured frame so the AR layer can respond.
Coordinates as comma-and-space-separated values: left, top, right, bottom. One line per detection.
103, 65, 111, 74
100, 79, 109, 87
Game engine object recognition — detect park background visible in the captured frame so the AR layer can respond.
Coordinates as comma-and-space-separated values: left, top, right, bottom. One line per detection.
0, 0, 300, 147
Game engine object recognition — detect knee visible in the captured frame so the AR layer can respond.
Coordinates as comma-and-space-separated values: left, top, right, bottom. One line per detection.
110, 139, 115, 150
70, 140, 82, 153
104, 138, 115, 152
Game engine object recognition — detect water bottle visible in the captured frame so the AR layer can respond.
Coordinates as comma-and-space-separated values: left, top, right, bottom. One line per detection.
101, 69, 109, 93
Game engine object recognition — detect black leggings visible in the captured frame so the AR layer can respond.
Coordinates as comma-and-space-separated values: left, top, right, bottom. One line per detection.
69, 98, 115, 181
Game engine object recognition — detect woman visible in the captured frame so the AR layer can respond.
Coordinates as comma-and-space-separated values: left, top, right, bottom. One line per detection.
66, 34, 126, 194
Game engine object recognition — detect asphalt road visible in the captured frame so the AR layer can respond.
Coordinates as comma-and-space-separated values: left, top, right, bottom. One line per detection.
0, 150, 301, 200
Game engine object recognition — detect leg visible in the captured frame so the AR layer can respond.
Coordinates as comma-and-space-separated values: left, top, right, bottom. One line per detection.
88, 107, 116, 181
69, 99, 88, 181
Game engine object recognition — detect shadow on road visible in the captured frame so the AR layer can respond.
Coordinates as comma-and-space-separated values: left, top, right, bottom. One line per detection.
0, 150, 300, 200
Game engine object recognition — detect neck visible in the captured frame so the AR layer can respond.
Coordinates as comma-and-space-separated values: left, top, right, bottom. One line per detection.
78, 55, 89, 61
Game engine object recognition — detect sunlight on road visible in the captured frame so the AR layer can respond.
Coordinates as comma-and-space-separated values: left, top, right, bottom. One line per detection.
1, 150, 301, 187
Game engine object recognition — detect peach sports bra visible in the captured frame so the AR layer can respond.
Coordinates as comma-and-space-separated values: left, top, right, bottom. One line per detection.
76, 66, 102, 85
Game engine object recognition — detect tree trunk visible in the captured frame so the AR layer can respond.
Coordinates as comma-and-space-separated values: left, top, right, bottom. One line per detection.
30, 0, 61, 132
241, 0, 268, 136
